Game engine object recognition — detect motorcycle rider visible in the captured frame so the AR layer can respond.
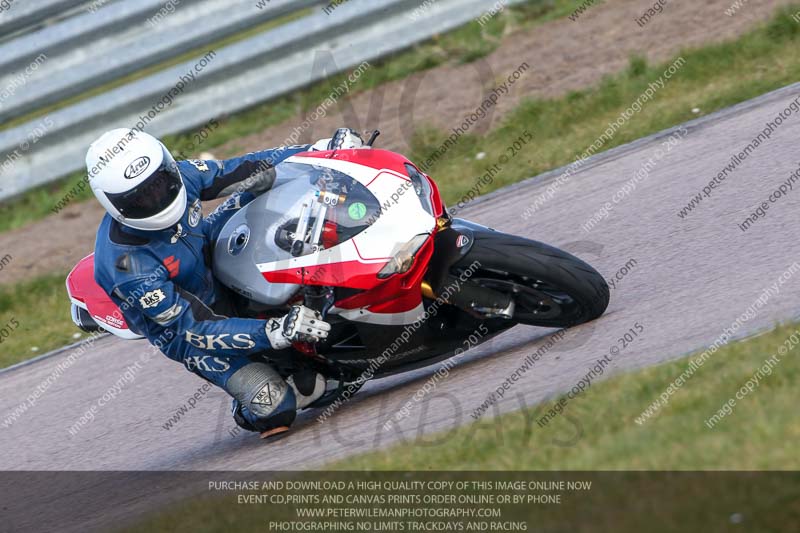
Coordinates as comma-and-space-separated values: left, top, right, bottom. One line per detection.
88, 127, 364, 438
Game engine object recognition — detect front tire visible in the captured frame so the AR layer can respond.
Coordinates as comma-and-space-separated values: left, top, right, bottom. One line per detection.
452, 231, 609, 328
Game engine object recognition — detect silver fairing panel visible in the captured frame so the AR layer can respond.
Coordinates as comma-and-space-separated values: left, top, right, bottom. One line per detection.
213, 178, 311, 306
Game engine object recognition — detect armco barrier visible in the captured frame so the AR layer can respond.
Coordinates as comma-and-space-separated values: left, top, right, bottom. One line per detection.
0, 0, 85, 38
0, 0, 320, 122
0, 0, 526, 202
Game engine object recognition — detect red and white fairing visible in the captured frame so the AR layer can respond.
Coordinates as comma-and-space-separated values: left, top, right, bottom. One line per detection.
255, 151, 439, 325
66, 254, 143, 339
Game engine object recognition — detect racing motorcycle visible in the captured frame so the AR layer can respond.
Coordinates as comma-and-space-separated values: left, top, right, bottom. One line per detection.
66, 132, 609, 403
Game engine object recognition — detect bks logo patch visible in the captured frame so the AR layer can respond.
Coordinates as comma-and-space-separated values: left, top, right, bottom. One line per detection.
253, 384, 275, 406
185, 331, 257, 350
252, 381, 285, 407
139, 289, 166, 309
184, 355, 231, 373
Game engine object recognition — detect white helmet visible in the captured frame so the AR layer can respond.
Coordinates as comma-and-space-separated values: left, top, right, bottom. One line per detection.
86, 128, 187, 231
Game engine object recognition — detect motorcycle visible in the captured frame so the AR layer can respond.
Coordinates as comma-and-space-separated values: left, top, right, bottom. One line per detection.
66, 133, 609, 404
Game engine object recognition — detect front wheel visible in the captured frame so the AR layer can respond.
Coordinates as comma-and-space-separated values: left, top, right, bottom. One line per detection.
452, 231, 609, 328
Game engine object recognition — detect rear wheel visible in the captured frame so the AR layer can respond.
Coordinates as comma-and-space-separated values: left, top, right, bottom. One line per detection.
452, 231, 609, 328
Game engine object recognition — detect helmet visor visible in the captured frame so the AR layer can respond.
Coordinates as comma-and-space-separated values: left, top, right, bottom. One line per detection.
105, 151, 183, 220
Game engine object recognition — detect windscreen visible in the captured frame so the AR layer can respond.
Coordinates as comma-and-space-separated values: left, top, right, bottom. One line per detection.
270, 162, 382, 256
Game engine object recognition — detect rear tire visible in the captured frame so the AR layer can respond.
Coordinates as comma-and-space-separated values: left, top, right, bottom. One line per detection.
453, 231, 609, 328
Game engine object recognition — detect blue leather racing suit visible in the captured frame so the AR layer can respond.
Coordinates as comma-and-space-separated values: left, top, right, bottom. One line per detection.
94, 146, 311, 432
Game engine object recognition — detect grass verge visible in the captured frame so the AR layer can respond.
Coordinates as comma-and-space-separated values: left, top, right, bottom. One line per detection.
335, 322, 800, 470
410, 5, 800, 207
0, 0, 572, 233
125, 322, 800, 532
0, 272, 90, 368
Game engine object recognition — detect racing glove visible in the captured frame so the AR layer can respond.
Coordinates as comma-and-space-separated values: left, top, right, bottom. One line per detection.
310, 128, 366, 151
265, 305, 331, 349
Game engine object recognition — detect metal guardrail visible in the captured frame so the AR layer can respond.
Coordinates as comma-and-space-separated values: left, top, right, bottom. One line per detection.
0, 0, 86, 38
0, 0, 524, 202
0, 0, 169, 73
0, 0, 321, 121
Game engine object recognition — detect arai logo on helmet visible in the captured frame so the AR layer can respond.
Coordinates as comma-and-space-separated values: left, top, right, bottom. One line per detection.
124, 156, 151, 179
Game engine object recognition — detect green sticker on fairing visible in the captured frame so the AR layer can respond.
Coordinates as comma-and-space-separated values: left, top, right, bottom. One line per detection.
348, 202, 367, 220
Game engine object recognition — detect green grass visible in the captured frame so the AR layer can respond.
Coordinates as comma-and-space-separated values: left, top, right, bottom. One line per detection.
124, 323, 800, 532
0, 273, 90, 368
335, 322, 800, 470
0, 0, 584, 233
412, 5, 800, 207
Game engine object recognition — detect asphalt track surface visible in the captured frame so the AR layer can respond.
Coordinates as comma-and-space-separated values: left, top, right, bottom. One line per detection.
3, 82, 800, 530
